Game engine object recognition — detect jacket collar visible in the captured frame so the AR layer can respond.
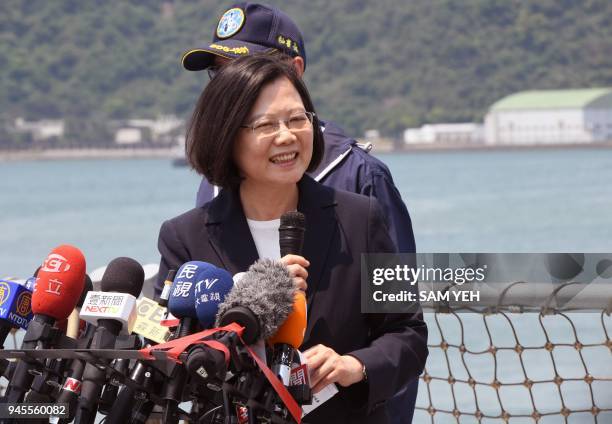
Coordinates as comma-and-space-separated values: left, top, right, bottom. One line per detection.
205, 175, 338, 307
310, 119, 356, 178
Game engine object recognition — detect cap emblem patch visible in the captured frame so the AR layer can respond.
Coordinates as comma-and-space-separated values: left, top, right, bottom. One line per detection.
216, 8, 245, 39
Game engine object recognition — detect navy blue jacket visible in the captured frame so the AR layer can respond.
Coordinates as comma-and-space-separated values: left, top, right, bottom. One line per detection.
159, 176, 428, 423
196, 120, 416, 254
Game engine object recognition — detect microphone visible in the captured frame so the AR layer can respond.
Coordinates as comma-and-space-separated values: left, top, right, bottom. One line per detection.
270, 211, 307, 386
26, 274, 93, 406
77, 274, 93, 307
23, 266, 41, 292
2, 245, 86, 406
75, 257, 144, 424
0, 279, 33, 347
51, 323, 97, 424
193, 263, 234, 329
157, 269, 180, 327
104, 357, 156, 424
158, 269, 176, 308
267, 291, 307, 385
69, 273, 93, 339
79, 258, 142, 334
162, 261, 233, 424
54, 273, 92, 338
132, 297, 171, 344
1, 266, 77, 420
47, 276, 96, 423
169, 261, 216, 337
216, 259, 295, 345
185, 259, 295, 388
211, 259, 298, 421
31, 247, 87, 321
181, 264, 235, 388
279, 211, 305, 257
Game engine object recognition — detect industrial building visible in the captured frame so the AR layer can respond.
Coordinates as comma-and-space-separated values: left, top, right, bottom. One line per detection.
484, 88, 612, 145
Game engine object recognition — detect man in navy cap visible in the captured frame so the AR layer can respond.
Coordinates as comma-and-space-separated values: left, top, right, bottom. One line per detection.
182, 3, 420, 422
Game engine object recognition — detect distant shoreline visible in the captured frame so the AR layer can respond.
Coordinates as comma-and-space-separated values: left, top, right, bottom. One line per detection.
1, 142, 611, 161
0, 147, 177, 162
388, 141, 612, 153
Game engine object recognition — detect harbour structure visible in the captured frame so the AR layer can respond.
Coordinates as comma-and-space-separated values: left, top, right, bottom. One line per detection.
484, 87, 612, 145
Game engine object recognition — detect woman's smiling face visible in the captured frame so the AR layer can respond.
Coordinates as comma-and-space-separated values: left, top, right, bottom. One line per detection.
233, 76, 313, 191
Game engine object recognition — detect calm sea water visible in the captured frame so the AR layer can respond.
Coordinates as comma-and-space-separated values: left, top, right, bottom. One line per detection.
3, 148, 612, 277
1, 148, 611, 421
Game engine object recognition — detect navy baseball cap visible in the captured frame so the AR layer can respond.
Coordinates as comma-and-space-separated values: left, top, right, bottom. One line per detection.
181, 2, 306, 71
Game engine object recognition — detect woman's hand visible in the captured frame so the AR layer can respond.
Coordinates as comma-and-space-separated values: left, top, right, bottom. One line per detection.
303, 344, 365, 393
279, 254, 309, 292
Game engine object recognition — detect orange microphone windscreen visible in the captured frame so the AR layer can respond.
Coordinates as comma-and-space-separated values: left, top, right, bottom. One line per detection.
268, 290, 307, 348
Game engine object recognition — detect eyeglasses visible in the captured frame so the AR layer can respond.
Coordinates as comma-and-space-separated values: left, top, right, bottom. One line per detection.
240, 111, 315, 138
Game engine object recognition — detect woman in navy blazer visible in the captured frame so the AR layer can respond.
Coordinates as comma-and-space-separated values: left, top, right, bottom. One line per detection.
157, 54, 427, 423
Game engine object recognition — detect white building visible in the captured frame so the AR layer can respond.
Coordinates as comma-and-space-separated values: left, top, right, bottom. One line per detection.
114, 128, 143, 145
112, 115, 184, 145
126, 115, 183, 142
485, 88, 612, 145
404, 123, 484, 145
13, 118, 65, 141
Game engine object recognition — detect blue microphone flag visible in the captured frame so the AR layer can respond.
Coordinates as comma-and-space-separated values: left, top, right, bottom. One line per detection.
0, 279, 34, 329
194, 265, 234, 328
168, 261, 216, 319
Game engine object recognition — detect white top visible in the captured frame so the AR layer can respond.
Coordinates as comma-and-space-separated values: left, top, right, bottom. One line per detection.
246, 218, 281, 260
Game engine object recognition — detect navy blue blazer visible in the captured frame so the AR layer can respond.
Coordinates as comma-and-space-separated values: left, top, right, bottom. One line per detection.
157, 176, 428, 423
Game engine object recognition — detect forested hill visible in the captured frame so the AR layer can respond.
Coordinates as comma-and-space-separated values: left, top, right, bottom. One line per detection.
2, 0, 612, 144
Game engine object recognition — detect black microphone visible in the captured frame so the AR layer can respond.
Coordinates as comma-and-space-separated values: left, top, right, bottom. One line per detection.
51, 322, 97, 424
77, 274, 93, 308
271, 212, 307, 389
97, 356, 133, 416
104, 353, 158, 424
74, 257, 144, 424
279, 211, 305, 257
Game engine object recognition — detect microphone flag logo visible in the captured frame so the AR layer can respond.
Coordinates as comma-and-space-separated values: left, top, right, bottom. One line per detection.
45, 278, 63, 296
172, 281, 192, 298
62, 377, 82, 394
177, 264, 198, 280
0, 282, 10, 305
196, 278, 218, 291
16, 292, 31, 316
134, 297, 171, 343
41, 253, 72, 273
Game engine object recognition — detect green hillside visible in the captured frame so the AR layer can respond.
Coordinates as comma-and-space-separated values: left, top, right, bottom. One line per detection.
1, 0, 612, 147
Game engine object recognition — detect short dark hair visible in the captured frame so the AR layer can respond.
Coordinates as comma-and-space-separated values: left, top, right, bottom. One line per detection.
186, 54, 324, 189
